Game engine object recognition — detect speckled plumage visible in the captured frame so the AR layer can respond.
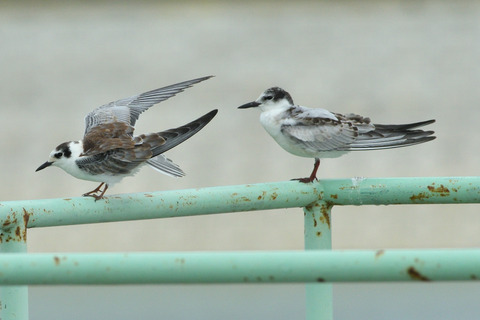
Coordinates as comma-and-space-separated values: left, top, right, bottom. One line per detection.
37, 76, 217, 200
239, 87, 435, 182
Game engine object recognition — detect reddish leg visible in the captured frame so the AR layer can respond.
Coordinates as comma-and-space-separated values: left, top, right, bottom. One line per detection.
292, 158, 320, 183
83, 183, 109, 201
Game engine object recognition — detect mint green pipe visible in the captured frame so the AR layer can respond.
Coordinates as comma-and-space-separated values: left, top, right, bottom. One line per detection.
321, 176, 480, 205
0, 250, 477, 285
1, 181, 321, 228
0, 214, 28, 320
1, 177, 478, 228
304, 201, 333, 319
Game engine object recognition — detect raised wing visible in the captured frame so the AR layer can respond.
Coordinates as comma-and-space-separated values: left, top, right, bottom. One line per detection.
84, 76, 213, 136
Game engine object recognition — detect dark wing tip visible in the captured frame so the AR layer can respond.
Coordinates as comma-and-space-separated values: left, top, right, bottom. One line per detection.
374, 119, 436, 131
184, 75, 214, 84
190, 109, 218, 125
187, 109, 218, 128
419, 119, 435, 126
150, 109, 218, 156
203, 109, 218, 120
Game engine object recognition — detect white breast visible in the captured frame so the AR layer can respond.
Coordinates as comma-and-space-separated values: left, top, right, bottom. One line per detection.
259, 108, 349, 159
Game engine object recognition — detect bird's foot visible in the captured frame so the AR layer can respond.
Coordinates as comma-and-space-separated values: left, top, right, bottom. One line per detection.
82, 193, 105, 201
292, 158, 320, 183
291, 177, 318, 183
82, 183, 108, 201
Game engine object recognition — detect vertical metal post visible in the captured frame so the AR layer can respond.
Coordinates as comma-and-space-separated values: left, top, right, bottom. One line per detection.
0, 210, 29, 320
304, 200, 333, 320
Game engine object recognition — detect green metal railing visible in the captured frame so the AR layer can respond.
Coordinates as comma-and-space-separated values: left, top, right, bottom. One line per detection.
1, 176, 479, 319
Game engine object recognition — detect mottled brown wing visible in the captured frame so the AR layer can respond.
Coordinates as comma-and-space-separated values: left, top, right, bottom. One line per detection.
77, 123, 169, 176
81, 122, 136, 156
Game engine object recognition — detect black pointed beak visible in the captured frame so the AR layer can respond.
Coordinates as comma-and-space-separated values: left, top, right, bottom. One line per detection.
36, 161, 53, 172
238, 101, 261, 109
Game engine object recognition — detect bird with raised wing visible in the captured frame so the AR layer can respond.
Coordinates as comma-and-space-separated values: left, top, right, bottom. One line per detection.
238, 87, 435, 182
37, 76, 217, 200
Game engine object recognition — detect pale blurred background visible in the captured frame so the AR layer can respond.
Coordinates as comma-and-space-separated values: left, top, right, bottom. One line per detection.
1, 1, 479, 319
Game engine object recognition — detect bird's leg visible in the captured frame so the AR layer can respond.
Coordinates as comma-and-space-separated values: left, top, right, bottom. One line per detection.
83, 183, 109, 201
292, 158, 320, 183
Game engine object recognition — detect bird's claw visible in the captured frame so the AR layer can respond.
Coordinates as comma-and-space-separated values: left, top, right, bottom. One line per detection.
291, 177, 318, 183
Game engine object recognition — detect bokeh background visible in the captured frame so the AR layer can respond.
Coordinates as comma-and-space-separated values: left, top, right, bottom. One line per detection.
1, 1, 479, 319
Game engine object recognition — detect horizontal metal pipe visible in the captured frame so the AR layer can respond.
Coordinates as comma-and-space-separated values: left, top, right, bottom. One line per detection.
0, 250, 478, 285
322, 176, 480, 205
0, 182, 321, 228
1, 177, 479, 228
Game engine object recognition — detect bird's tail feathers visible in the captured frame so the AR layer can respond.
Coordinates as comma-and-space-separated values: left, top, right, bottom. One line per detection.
146, 155, 185, 178
349, 119, 436, 150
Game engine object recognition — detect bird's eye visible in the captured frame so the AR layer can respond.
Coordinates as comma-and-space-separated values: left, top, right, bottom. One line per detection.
264, 96, 273, 101
54, 152, 62, 159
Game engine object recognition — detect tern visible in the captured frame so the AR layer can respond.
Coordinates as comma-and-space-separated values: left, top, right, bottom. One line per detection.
238, 87, 435, 182
37, 76, 217, 200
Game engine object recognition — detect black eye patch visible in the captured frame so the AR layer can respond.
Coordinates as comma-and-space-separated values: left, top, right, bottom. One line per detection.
63, 149, 71, 158
54, 152, 62, 159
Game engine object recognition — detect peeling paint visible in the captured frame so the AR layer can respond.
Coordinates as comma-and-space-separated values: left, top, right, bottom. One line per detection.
2, 217, 12, 228
15, 226, 21, 238
22, 208, 30, 229
407, 266, 430, 281
257, 191, 267, 200
375, 249, 385, 259
320, 204, 332, 229
410, 192, 429, 202
427, 184, 450, 196
305, 201, 320, 211
411, 184, 452, 202
351, 177, 365, 187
